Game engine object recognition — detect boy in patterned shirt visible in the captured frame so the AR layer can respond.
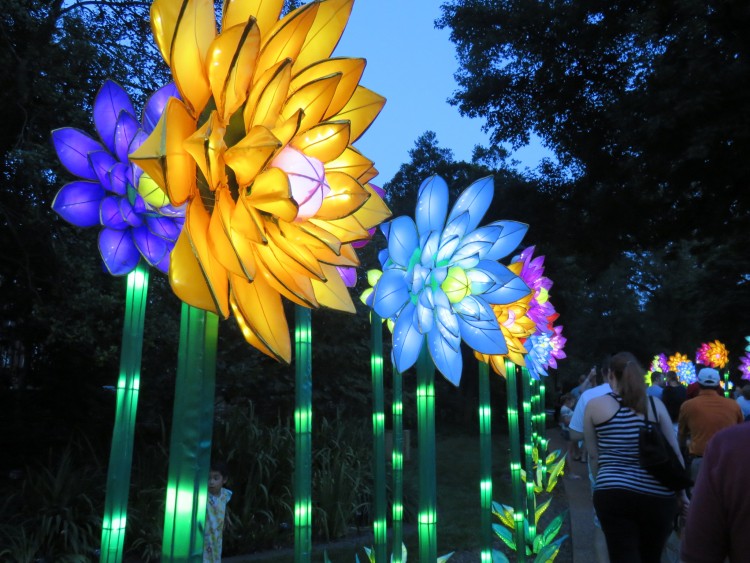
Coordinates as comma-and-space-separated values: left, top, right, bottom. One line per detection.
204, 461, 232, 563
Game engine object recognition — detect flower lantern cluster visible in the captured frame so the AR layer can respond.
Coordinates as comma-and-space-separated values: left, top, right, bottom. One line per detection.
130, 0, 391, 362
668, 353, 689, 373
695, 340, 729, 368
52, 81, 184, 274
676, 360, 697, 385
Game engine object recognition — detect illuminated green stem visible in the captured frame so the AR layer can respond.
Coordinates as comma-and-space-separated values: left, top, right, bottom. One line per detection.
294, 305, 312, 563
505, 361, 526, 562
521, 367, 537, 542
478, 360, 493, 563
417, 343, 436, 563
370, 313, 386, 561
100, 263, 149, 563
723, 370, 730, 398
391, 364, 404, 563
162, 304, 218, 561
537, 378, 549, 489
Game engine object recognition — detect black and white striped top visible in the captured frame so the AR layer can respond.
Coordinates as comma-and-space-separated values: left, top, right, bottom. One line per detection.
593, 393, 674, 497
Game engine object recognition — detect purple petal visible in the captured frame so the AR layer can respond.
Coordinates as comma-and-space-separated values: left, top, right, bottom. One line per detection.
146, 215, 182, 242
94, 81, 136, 154
88, 151, 116, 192
114, 111, 141, 163
52, 128, 102, 180
337, 266, 357, 287
133, 225, 169, 268
132, 192, 148, 214
100, 196, 129, 229
52, 181, 105, 227
153, 250, 171, 274
99, 228, 140, 275
119, 197, 143, 227
108, 162, 130, 195
142, 82, 179, 133
129, 129, 148, 156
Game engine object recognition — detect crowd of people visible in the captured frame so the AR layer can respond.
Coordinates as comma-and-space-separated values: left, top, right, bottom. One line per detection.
557, 354, 749, 563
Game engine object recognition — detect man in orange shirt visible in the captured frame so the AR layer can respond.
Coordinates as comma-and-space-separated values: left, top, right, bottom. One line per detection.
678, 367, 743, 481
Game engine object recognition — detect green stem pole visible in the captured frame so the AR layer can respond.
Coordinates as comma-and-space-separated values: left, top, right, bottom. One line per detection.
294, 305, 312, 563
100, 263, 149, 563
478, 360, 493, 563
370, 313, 387, 561
162, 304, 219, 561
417, 343, 437, 562
505, 361, 526, 562
723, 370, 730, 398
391, 365, 404, 563
521, 367, 537, 544
537, 378, 549, 490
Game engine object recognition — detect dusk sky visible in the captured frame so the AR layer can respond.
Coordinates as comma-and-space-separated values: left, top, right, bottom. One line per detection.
334, 0, 550, 185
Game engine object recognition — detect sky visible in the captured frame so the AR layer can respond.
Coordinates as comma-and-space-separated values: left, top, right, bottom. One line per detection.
333, 0, 550, 185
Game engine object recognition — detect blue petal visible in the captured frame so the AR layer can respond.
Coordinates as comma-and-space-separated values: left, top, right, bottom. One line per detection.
415, 175, 449, 235
372, 268, 409, 318
99, 228, 139, 275
436, 234, 460, 265
380, 220, 391, 240
455, 296, 507, 355
52, 181, 105, 227
470, 260, 531, 304
446, 176, 494, 233
377, 248, 389, 268
428, 329, 463, 386
147, 215, 182, 242
392, 302, 423, 373
434, 304, 461, 345
441, 211, 470, 244
94, 81, 136, 154
484, 221, 529, 261
453, 226, 503, 264
108, 162, 130, 195
483, 277, 531, 305
416, 289, 434, 334
52, 128, 102, 180
119, 197, 143, 227
387, 216, 418, 267
142, 82, 179, 133
420, 231, 441, 267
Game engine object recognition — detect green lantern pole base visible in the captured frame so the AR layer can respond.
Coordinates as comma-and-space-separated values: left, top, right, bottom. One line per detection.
294, 305, 312, 563
505, 361, 526, 562
521, 367, 537, 542
478, 360, 493, 563
417, 343, 437, 563
370, 313, 387, 562
162, 304, 218, 562
100, 263, 149, 563
392, 365, 404, 563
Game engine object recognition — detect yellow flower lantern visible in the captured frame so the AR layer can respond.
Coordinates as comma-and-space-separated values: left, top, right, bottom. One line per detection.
131, 0, 390, 362
668, 352, 689, 372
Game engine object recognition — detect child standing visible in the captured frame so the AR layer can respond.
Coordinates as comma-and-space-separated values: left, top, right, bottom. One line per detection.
204, 461, 232, 563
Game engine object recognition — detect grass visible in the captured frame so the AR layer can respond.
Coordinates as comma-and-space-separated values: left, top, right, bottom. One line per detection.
231, 430, 512, 562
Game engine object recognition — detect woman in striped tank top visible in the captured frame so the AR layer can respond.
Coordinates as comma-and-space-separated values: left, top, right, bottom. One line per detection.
583, 352, 690, 562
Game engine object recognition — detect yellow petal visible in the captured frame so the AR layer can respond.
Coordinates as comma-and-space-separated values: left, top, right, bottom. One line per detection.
315, 242, 359, 267
314, 171, 368, 220
328, 86, 385, 142
325, 146, 375, 181
244, 58, 292, 130
254, 242, 318, 307
160, 0, 215, 116
269, 109, 303, 147
291, 120, 350, 163
282, 73, 342, 131
293, 0, 353, 72
266, 222, 325, 280
227, 229, 258, 280
230, 294, 280, 360
183, 197, 230, 317
309, 214, 368, 244
295, 220, 341, 254
224, 125, 281, 187
222, 0, 283, 42
208, 187, 252, 278
311, 263, 355, 313
233, 193, 267, 243
130, 98, 197, 206
256, 2, 319, 73
359, 164, 379, 185
291, 58, 365, 120
279, 220, 348, 265
169, 226, 219, 314
245, 167, 298, 222
230, 275, 292, 363
183, 110, 227, 191
351, 183, 392, 229
207, 19, 261, 120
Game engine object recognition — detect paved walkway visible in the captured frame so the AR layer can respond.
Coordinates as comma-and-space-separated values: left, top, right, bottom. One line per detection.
547, 430, 605, 563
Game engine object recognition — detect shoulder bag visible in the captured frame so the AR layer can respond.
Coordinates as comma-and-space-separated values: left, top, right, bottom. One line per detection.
639, 396, 693, 491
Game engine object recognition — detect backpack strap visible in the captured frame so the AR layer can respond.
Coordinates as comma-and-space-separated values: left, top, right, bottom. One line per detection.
647, 396, 659, 424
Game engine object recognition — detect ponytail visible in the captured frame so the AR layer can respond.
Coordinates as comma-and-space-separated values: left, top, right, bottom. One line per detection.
610, 352, 647, 414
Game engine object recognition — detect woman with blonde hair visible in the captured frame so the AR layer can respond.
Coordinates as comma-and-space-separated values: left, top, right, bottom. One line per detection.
583, 352, 689, 562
